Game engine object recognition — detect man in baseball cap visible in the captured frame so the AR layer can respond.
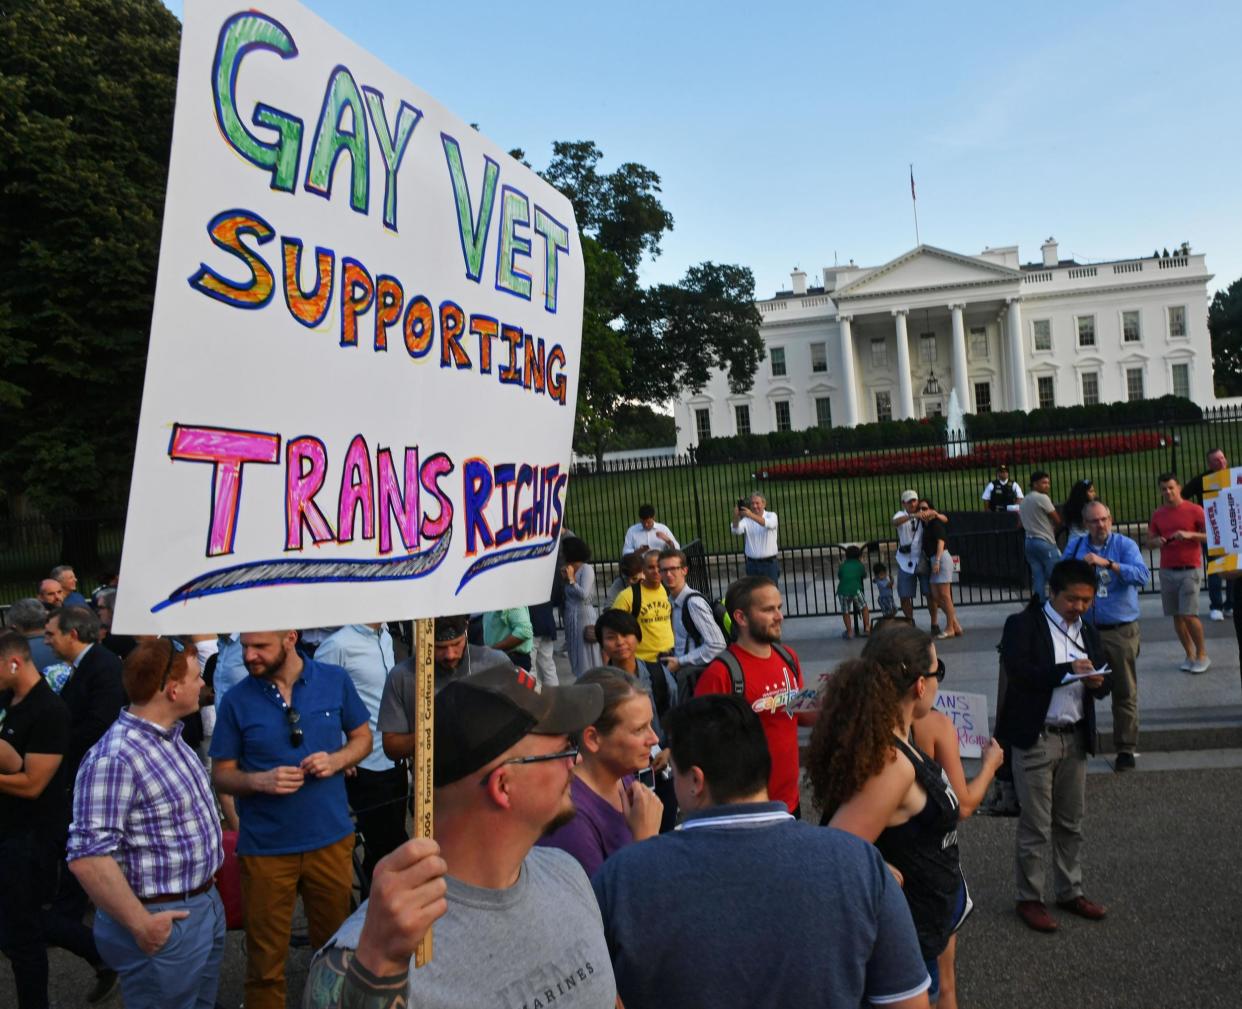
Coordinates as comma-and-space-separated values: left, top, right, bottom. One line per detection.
307, 668, 617, 1008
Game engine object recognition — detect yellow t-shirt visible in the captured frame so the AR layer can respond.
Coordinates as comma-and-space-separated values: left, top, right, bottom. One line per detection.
610, 582, 673, 661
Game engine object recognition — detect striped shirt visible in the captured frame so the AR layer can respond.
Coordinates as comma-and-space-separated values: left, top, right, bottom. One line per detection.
67, 708, 222, 898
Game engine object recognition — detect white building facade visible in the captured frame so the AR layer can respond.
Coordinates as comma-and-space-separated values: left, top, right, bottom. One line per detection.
674, 239, 1214, 452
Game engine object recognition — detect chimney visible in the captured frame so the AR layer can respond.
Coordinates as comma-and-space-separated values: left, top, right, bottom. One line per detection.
1041, 237, 1058, 269
791, 268, 807, 296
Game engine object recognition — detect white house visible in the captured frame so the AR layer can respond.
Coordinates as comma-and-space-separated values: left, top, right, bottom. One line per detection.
673, 239, 1214, 452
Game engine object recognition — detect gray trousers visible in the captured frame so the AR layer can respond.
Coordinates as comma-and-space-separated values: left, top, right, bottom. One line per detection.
1097, 621, 1140, 754
1012, 728, 1088, 903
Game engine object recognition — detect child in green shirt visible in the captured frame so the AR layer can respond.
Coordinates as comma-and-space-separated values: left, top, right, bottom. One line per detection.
836, 545, 870, 639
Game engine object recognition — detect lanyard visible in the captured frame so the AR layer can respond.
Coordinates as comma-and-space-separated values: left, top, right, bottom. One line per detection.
1044, 606, 1087, 655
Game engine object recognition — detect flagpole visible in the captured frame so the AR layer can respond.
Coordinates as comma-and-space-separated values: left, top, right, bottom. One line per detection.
910, 163, 920, 246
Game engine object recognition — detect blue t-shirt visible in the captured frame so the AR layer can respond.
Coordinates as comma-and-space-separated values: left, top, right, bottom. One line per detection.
210, 658, 369, 855
592, 802, 929, 1008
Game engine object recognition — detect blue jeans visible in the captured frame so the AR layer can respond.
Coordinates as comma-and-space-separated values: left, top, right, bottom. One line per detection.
1024, 538, 1061, 603
94, 888, 226, 1009
1208, 571, 1225, 610
745, 555, 781, 587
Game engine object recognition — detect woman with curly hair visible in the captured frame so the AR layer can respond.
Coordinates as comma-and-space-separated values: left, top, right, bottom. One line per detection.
808, 624, 963, 1004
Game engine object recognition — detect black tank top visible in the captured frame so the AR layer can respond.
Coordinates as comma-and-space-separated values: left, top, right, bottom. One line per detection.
874, 736, 962, 960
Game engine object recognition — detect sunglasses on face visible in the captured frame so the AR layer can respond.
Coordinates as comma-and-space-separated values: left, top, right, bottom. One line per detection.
923, 659, 947, 682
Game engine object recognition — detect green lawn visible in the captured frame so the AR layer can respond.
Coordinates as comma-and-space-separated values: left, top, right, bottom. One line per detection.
565, 422, 1240, 558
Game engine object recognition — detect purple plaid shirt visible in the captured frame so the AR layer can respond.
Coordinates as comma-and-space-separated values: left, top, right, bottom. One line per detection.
67, 708, 222, 898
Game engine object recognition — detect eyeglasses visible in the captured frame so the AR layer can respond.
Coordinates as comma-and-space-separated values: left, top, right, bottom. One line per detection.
501, 746, 579, 767
923, 659, 947, 682
158, 641, 178, 692
286, 707, 303, 747
658, 565, 685, 575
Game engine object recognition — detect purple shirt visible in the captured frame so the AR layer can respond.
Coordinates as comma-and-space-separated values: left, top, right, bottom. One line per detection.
537, 774, 636, 879
67, 709, 222, 898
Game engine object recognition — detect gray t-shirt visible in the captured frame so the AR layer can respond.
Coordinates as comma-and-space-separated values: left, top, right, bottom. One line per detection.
1019, 490, 1057, 545
377, 645, 510, 733
314, 847, 615, 1009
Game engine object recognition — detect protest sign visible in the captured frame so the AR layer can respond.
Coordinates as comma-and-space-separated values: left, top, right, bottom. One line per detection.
932, 690, 988, 758
1204, 467, 1242, 577
115, 0, 583, 633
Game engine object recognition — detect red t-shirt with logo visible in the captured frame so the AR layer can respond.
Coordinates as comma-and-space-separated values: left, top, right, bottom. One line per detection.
694, 643, 804, 812
1148, 501, 1205, 568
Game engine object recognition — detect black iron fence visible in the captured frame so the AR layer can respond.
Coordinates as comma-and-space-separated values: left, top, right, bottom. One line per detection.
565, 406, 1242, 615
4, 405, 1241, 615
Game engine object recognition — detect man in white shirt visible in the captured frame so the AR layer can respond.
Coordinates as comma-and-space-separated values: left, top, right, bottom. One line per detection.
891, 490, 931, 625
732, 493, 780, 586
621, 504, 679, 558
997, 559, 1112, 934
658, 549, 727, 680
981, 464, 1024, 511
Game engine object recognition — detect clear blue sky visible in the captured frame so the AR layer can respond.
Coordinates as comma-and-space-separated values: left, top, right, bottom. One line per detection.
163, 0, 1242, 300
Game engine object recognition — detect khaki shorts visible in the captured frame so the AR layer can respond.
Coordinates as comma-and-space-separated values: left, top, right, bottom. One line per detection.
1160, 567, 1202, 616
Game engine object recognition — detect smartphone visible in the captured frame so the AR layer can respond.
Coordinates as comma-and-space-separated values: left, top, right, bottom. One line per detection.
736, 498, 747, 509
636, 767, 655, 788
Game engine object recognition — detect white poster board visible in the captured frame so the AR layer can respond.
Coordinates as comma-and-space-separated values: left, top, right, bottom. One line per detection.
115, 0, 582, 633
1204, 467, 1242, 577
932, 690, 989, 759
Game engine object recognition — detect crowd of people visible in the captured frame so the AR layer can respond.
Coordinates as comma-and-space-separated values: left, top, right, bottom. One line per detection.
0, 462, 1234, 1008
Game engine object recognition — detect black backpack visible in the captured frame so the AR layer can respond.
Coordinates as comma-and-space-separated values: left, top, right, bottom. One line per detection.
679, 589, 732, 646
676, 642, 800, 702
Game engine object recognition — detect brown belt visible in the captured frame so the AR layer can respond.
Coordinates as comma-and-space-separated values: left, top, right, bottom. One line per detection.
140, 879, 214, 904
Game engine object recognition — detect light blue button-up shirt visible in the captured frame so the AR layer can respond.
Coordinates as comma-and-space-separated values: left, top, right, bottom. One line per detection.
316, 624, 395, 772
1062, 532, 1150, 625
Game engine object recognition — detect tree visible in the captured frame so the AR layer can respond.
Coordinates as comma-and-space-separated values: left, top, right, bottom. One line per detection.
534, 141, 763, 461
0, 0, 180, 527
1209, 277, 1242, 397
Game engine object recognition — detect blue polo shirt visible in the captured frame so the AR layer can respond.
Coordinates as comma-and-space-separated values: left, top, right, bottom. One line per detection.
210, 658, 369, 856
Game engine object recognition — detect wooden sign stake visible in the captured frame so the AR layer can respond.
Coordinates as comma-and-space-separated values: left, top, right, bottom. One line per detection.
412, 617, 435, 967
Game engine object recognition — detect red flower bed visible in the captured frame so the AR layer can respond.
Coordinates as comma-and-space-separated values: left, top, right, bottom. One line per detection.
759, 432, 1165, 480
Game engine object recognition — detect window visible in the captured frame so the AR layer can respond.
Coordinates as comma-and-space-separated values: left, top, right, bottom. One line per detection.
694, 408, 711, 442
919, 333, 937, 364
1076, 316, 1096, 348
734, 404, 751, 436
1081, 371, 1100, 406
1126, 367, 1145, 402
1172, 363, 1191, 399
1168, 305, 1187, 338
774, 400, 792, 432
1032, 319, 1052, 352
974, 381, 992, 414
875, 390, 893, 422
815, 397, 832, 429
1122, 310, 1141, 343
969, 327, 988, 359
810, 342, 828, 373
1037, 375, 1055, 409
870, 339, 888, 368
770, 347, 787, 377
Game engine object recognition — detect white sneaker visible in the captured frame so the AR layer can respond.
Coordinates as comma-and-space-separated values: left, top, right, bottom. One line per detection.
1178, 658, 1194, 672
1189, 657, 1212, 674
1210, 609, 1224, 621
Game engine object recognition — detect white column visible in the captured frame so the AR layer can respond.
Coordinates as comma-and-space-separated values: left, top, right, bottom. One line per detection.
893, 309, 914, 420
1007, 298, 1028, 411
838, 315, 859, 427
949, 303, 969, 411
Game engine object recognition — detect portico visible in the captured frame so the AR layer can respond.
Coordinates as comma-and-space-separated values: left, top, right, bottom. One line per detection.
829, 245, 1026, 422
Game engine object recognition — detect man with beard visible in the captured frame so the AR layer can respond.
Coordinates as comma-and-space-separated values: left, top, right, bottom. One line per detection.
209, 630, 372, 1009
303, 666, 616, 1009
693, 577, 818, 817
378, 615, 509, 762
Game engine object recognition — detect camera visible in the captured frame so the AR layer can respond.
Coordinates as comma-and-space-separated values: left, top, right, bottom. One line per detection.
737, 498, 747, 509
